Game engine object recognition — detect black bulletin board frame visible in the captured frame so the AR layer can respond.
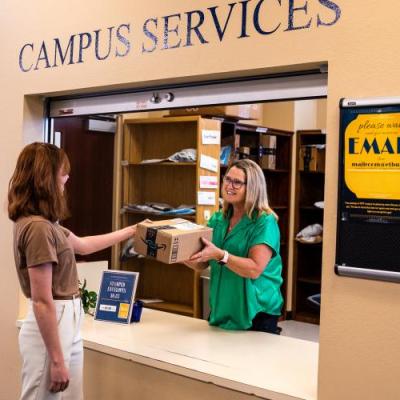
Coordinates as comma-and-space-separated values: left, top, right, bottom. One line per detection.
335, 97, 400, 283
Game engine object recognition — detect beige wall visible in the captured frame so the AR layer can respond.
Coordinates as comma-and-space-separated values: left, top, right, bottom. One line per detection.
263, 101, 295, 131
263, 99, 326, 132
316, 99, 327, 131
294, 99, 327, 131
1, 1, 400, 399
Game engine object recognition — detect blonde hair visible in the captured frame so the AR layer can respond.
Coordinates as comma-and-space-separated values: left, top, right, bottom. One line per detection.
222, 159, 278, 220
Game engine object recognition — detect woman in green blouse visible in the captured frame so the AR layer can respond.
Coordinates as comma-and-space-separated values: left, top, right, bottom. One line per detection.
186, 159, 283, 333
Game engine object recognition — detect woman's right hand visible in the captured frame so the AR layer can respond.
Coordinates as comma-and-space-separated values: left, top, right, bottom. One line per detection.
189, 237, 224, 263
49, 361, 69, 393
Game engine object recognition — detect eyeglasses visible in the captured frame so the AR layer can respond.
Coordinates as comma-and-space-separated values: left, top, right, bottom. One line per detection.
223, 175, 246, 189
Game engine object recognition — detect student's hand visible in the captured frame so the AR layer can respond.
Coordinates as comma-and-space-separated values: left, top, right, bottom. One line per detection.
129, 224, 137, 236
132, 219, 152, 237
49, 361, 69, 393
190, 237, 224, 263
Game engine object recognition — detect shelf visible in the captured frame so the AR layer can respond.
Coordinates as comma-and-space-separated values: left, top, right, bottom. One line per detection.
263, 168, 289, 173
121, 116, 222, 319
299, 170, 325, 175
295, 240, 323, 246
219, 121, 293, 321
221, 166, 289, 174
234, 125, 261, 134
297, 277, 321, 285
234, 123, 293, 137
129, 162, 197, 167
294, 311, 320, 325
122, 208, 196, 221
143, 301, 194, 316
271, 205, 288, 210
293, 129, 325, 326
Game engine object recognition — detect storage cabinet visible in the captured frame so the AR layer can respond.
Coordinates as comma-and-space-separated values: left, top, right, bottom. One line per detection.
292, 130, 326, 324
119, 116, 221, 318
220, 121, 294, 315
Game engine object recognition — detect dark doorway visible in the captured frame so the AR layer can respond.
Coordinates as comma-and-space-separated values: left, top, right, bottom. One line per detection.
53, 117, 115, 265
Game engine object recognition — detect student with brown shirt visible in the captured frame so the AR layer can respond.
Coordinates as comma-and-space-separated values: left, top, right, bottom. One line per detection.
8, 143, 136, 400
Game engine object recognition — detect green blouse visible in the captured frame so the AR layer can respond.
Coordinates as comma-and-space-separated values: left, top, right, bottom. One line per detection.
207, 210, 283, 330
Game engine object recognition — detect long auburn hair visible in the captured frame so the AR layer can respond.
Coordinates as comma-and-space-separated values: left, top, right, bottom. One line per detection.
8, 142, 70, 222
222, 159, 277, 220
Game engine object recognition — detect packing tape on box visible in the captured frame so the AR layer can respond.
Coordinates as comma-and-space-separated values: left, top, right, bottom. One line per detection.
141, 225, 175, 258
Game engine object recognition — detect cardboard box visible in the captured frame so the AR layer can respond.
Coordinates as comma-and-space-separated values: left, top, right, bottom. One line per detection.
299, 145, 325, 172
169, 104, 262, 120
259, 134, 277, 169
135, 218, 213, 264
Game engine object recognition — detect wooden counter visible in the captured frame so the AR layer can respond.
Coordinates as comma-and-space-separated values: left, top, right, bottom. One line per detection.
82, 309, 318, 400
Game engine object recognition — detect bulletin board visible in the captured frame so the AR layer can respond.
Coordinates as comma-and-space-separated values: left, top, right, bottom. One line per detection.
335, 97, 400, 283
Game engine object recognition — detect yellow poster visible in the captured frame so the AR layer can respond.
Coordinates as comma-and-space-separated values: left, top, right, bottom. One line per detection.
336, 104, 400, 279
345, 113, 400, 200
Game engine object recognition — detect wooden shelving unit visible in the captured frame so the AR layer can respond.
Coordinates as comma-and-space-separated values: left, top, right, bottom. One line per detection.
292, 130, 326, 324
115, 114, 294, 320
220, 120, 294, 316
119, 116, 221, 318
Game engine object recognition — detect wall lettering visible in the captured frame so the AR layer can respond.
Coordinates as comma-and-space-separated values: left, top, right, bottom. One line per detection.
18, 0, 342, 72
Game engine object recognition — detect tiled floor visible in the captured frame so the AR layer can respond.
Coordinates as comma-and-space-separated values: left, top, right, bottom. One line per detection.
279, 320, 320, 343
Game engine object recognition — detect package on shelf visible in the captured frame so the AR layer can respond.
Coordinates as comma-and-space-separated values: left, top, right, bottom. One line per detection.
169, 104, 262, 120
299, 145, 325, 172
238, 146, 251, 159
135, 218, 212, 264
296, 223, 323, 244
259, 135, 277, 169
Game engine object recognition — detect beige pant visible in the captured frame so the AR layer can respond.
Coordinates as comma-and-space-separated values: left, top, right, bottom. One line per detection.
19, 298, 84, 400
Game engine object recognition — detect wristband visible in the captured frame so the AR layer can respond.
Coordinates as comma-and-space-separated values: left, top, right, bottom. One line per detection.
218, 250, 229, 265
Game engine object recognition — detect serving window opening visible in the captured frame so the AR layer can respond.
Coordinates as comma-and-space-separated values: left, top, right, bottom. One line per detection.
48, 72, 327, 342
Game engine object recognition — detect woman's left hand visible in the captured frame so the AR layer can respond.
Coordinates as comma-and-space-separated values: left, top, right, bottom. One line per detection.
190, 237, 223, 263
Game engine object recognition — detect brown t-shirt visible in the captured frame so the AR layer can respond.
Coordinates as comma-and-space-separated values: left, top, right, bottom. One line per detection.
13, 215, 79, 298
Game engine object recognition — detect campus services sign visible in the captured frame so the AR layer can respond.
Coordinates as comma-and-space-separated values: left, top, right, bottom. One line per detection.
335, 97, 400, 283
18, 0, 341, 72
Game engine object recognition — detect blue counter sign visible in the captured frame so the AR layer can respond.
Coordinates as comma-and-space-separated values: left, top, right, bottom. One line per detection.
95, 270, 139, 324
